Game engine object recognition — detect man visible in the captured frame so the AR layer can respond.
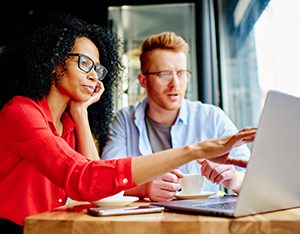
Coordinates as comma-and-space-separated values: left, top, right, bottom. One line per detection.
102, 32, 249, 201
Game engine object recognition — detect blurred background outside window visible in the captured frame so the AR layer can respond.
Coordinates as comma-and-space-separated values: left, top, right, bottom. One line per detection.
217, 0, 300, 128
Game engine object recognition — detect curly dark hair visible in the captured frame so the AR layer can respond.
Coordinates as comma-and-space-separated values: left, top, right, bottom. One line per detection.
0, 13, 124, 154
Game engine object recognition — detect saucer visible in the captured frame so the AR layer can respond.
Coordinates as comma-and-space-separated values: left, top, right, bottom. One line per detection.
175, 191, 216, 200
91, 196, 139, 207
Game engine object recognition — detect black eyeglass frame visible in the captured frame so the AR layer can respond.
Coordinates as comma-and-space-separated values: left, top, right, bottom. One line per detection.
67, 53, 108, 81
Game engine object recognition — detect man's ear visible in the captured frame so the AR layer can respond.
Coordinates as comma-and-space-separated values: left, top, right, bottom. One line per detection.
138, 73, 147, 88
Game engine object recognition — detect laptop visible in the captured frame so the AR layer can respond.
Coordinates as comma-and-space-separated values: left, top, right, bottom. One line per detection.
152, 90, 300, 217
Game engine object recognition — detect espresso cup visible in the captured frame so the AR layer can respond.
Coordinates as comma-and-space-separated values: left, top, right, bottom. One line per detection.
179, 174, 204, 195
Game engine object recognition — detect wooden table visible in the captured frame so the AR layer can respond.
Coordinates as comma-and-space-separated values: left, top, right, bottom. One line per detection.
24, 201, 300, 234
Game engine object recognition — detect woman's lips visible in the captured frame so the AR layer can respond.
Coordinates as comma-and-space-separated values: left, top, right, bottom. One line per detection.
82, 85, 95, 94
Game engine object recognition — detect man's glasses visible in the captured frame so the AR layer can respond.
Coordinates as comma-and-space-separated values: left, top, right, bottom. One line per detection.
143, 70, 191, 83
67, 53, 108, 81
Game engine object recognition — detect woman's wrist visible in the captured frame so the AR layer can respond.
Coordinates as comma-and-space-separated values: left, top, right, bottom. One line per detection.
71, 107, 88, 123
184, 143, 204, 161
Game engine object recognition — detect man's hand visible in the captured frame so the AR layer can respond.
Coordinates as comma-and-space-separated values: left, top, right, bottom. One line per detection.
200, 160, 245, 194
144, 169, 184, 202
198, 155, 248, 168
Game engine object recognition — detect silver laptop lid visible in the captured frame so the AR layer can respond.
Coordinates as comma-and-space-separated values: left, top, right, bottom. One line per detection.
235, 90, 300, 216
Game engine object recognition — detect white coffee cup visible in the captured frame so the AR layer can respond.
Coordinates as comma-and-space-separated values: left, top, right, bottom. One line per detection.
179, 174, 204, 195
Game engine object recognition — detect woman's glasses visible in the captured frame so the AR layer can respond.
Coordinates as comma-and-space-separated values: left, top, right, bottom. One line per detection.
67, 53, 108, 81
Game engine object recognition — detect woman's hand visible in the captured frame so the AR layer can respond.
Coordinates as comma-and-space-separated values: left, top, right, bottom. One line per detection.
68, 80, 104, 161
69, 80, 104, 116
84, 80, 105, 107
132, 127, 256, 186
192, 127, 256, 160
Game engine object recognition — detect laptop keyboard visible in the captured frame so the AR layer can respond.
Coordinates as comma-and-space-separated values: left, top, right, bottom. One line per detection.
200, 201, 237, 210
193, 196, 238, 210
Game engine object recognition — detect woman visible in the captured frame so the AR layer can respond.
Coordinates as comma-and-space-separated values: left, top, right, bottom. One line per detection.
0, 13, 256, 232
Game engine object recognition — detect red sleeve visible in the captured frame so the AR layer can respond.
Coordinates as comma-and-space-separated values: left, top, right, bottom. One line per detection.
0, 98, 136, 201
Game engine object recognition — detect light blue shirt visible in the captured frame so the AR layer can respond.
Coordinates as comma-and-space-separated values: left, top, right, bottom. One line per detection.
102, 98, 250, 192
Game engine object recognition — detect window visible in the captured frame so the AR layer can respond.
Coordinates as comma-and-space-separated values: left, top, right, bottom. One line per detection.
217, 0, 300, 128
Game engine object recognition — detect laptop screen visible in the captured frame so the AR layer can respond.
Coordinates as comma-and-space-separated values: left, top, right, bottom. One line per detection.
152, 90, 300, 217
